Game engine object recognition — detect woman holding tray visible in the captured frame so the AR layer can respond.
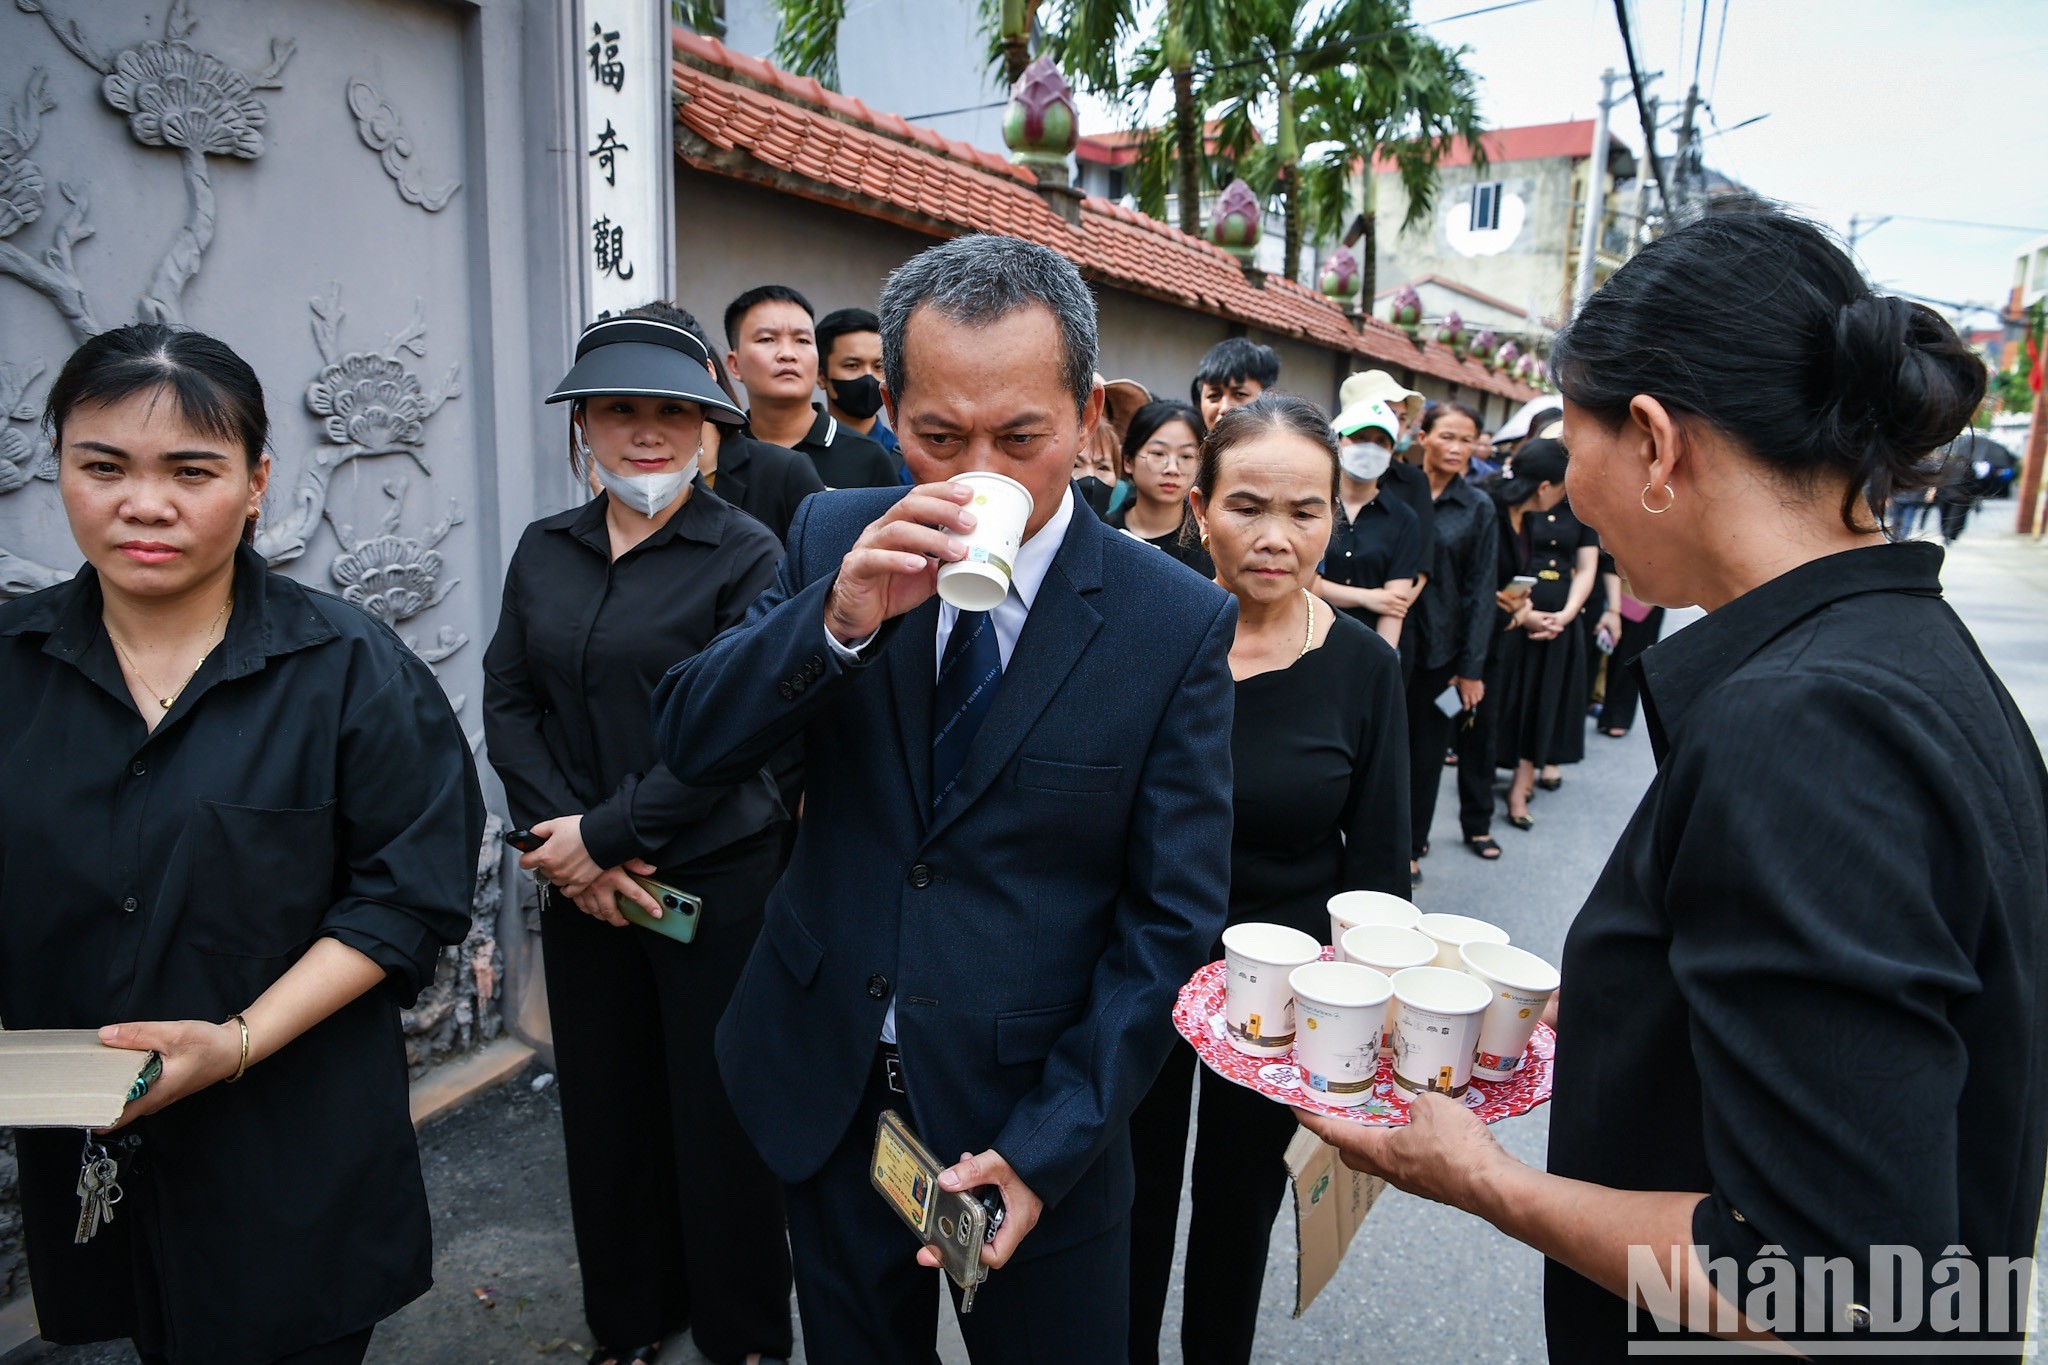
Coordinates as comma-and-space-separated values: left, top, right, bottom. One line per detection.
1126, 394, 1410, 1365
1299, 201, 2047, 1356
0, 324, 484, 1364
482, 303, 793, 1365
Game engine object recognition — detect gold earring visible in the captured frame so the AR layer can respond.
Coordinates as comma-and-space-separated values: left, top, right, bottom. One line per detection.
1641, 482, 1675, 515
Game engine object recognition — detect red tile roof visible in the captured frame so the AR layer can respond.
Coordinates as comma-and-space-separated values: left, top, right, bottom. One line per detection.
1373, 119, 1608, 173
1374, 273, 1532, 320
1075, 121, 1242, 166
671, 29, 1535, 401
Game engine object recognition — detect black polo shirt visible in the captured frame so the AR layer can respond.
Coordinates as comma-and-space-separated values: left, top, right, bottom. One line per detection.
1546, 542, 2048, 1356
1320, 489, 1421, 630
769, 405, 900, 490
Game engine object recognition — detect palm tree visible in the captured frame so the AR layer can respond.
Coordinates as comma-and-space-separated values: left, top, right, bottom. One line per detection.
1295, 30, 1485, 304
1203, 0, 1483, 285
1035, 0, 1232, 237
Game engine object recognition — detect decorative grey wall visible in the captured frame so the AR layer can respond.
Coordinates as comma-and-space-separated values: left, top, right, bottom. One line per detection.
0, 0, 595, 1090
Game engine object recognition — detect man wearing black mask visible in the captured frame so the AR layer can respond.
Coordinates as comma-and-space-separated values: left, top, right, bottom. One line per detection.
815, 307, 909, 484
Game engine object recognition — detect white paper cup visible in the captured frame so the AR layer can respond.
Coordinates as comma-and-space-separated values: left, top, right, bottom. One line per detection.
1416, 912, 1510, 969
1220, 922, 1323, 1058
1389, 966, 1492, 1097
1340, 925, 1440, 1056
1459, 941, 1561, 1082
1289, 961, 1393, 1107
1326, 890, 1420, 950
936, 471, 1035, 611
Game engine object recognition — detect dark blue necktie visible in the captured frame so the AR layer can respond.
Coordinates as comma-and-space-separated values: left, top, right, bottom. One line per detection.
931, 610, 1002, 808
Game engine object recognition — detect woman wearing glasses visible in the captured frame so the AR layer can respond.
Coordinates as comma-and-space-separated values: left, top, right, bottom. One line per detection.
1106, 399, 1213, 578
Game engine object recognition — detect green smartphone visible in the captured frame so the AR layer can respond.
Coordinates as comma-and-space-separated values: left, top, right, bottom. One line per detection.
617, 875, 703, 944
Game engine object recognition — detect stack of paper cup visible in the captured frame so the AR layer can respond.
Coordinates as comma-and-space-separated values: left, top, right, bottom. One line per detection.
1416, 912, 1510, 969
1220, 923, 1322, 1057
1289, 962, 1393, 1106
1339, 925, 1440, 1056
1326, 890, 1420, 950
936, 471, 1035, 611
1388, 966, 1493, 1096
1458, 941, 1560, 1081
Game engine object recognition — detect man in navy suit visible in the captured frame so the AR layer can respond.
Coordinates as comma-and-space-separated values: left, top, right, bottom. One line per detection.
654, 235, 1235, 1363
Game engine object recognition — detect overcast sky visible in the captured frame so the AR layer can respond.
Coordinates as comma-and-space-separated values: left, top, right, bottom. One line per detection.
1404, 0, 2048, 328
1069, 0, 2046, 331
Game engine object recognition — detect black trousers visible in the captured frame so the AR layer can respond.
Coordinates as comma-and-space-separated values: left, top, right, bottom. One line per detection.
1407, 662, 1498, 856
139, 1327, 372, 1365
542, 828, 794, 1362
784, 1047, 1129, 1365
1598, 609, 1665, 735
1127, 1044, 1299, 1365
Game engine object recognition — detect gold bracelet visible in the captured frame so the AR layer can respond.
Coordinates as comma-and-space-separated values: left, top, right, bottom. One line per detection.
224, 1013, 250, 1083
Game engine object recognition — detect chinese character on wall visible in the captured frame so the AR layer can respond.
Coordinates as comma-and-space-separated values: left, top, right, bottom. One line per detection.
588, 119, 628, 187
588, 22, 625, 92
593, 216, 635, 280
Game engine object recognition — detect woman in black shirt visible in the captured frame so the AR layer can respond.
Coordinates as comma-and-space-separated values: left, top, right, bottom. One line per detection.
1106, 399, 1214, 578
1299, 203, 2044, 1358
1126, 395, 1409, 1365
1, 325, 483, 1365
1401, 402, 1499, 882
483, 309, 793, 1365
1484, 440, 1601, 827
1313, 396, 1422, 649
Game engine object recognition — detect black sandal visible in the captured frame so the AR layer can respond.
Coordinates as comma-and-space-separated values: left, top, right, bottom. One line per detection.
1410, 862, 1425, 888
594, 1343, 664, 1365
1465, 836, 1502, 860
1506, 812, 1535, 831
1536, 775, 1563, 791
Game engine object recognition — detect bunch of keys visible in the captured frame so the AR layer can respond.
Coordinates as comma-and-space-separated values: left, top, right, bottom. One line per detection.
74, 1134, 124, 1245
869, 1110, 1005, 1311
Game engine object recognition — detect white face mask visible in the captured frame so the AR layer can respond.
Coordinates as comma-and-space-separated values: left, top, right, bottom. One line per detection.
578, 424, 695, 516
1339, 440, 1393, 483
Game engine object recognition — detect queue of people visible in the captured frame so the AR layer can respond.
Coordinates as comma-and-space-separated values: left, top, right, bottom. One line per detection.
0, 201, 2041, 1365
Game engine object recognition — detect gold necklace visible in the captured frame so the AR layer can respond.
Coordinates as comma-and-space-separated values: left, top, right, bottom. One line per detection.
1299, 587, 1315, 658
106, 591, 234, 711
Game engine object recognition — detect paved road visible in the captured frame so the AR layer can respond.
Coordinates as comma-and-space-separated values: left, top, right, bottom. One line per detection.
18, 508, 2047, 1364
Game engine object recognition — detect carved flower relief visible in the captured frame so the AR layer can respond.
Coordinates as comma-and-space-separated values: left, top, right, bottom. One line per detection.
0, 428, 33, 494
102, 40, 268, 159
308, 354, 428, 452
330, 534, 443, 625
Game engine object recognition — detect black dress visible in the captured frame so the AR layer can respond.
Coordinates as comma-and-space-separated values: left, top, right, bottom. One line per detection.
481, 485, 794, 1360
1492, 499, 1597, 768
1106, 498, 1214, 579
1546, 543, 2048, 1358
0, 544, 484, 1365
1128, 613, 1410, 1365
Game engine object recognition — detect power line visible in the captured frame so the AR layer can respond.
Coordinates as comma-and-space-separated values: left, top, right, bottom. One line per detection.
1867, 213, 2048, 235
1708, 0, 1730, 102
1612, 0, 1670, 212
1691, 0, 1710, 89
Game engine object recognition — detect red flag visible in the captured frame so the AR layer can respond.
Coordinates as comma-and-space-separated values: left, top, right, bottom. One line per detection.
2031, 332, 2044, 394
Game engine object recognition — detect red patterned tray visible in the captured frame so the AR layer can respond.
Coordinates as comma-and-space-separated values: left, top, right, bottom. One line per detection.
1172, 956, 1555, 1126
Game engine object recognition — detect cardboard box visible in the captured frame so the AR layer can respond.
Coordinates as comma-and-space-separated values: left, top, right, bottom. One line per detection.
1285, 1123, 1389, 1317
0, 1029, 153, 1128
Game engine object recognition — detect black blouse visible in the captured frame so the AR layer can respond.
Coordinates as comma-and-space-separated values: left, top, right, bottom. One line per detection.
1513, 499, 1598, 614
1378, 458, 1438, 576
482, 484, 785, 876
1545, 542, 2048, 1355
1106, 499, 1214, 580
0, 543, 484, 1363
1407, 475, 1498, 677
1321, 491, 1422, 631
1225, 612, 1411, 941
708, 431, 826, 545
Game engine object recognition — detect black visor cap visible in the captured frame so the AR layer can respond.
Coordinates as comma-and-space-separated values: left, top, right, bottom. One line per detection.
545, 318, 745, 425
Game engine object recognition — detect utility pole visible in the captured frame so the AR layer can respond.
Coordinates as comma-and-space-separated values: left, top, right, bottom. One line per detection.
1574, 68, 1621, 310
1673, 82, 1701, 211
1633, 94, 1661, 250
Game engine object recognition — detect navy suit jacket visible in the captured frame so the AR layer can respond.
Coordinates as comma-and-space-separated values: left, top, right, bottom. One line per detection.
654, 484, 1235, 1258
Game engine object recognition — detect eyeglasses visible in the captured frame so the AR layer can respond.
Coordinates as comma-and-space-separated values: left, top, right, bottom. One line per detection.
1137, 447, 1198, 470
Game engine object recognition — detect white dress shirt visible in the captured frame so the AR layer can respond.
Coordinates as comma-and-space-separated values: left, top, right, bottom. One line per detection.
825, 486, 1075, 1043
